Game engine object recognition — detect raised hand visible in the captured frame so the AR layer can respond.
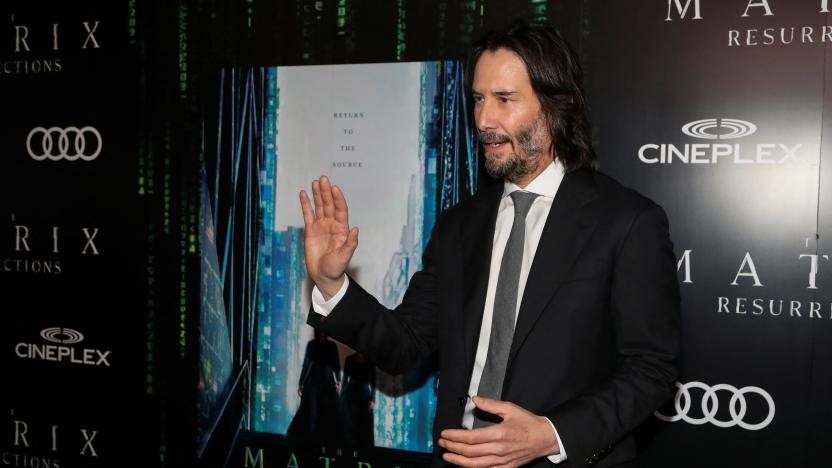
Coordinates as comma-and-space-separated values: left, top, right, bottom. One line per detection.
299, 175, 359, 299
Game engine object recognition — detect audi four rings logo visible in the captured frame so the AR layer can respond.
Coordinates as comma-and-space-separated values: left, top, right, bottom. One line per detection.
655, 381, 775, 430
40, 327, 85, 344
680, 118, 757, 140
26, 126, 102, 161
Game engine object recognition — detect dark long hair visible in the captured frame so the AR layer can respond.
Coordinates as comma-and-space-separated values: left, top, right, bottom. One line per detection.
467, 21, 596, 172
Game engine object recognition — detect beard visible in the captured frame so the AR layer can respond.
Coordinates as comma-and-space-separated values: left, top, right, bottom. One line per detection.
480, 116, 548, 184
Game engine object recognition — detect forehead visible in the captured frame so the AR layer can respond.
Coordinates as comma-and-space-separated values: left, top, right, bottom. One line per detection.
472, 48, 532, 92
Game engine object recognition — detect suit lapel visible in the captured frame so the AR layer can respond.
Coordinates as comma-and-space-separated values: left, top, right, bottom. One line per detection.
461, 184, 502, 375
506, 169, 602, 369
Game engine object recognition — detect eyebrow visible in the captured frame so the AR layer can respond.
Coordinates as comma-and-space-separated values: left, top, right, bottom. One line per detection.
472, 89, 519, 97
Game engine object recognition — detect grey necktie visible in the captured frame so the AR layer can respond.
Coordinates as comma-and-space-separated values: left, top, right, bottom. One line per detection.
473, 190, 539, 428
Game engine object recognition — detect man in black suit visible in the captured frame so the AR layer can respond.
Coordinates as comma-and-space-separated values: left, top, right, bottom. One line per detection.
299, 22, 680, 468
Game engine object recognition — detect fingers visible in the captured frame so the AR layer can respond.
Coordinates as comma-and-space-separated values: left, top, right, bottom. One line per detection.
441, 451, 508, 468
473, 396, 515, 418
440, 400, 541, 467
332, 185, 349, 225
312, 180, 324, 219
299, 190, 315, 226
310, 176, 344, 222
440, 423, 525, 467
344, 227, 359, 252
320, 176, 336, 218
334, 227, 359, 264
439, 438, 507, 458
440, 426, 501, 445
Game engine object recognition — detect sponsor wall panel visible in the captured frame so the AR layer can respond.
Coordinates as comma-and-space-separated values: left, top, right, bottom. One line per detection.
16, 1, 832, 466
586, 1, 829, 467
0, 1, 150, 468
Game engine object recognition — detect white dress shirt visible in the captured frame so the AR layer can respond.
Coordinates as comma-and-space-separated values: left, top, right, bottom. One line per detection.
312, 160, 567, 463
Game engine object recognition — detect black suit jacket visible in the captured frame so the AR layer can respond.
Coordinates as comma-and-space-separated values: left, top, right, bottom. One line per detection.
308, 168, 681, 467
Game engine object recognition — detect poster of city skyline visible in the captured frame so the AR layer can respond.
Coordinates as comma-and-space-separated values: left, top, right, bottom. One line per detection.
252, 61, 477, 453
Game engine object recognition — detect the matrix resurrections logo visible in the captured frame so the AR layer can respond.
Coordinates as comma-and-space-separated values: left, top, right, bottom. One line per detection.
15, 327, 111, 367
665, 0, 832, 47
3, 408, 100, 468
676, 239, 832, 321
1, 15, 103, 75
1, 215, 102, 275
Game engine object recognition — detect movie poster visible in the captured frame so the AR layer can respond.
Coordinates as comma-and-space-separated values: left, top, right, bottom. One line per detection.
254, 61, 441, 453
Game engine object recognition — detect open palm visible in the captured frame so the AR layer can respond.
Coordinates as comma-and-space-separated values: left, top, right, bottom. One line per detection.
299, 176, 358, 298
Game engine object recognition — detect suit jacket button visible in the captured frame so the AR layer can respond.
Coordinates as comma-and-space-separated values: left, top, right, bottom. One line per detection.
458, 396, 466, 407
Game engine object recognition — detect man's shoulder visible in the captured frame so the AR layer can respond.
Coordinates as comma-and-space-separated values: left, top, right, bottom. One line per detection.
437, 182, 502, 221
574, 168, 661, 213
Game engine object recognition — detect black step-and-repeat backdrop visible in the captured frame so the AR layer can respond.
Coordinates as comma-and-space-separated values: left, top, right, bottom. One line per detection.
2, 1, 245, 467
0, 2, 149, 467
2, 1, 830, 468
586, 2, 832, 467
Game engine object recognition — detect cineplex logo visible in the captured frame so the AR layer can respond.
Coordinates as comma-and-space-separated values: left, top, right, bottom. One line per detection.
26, 126, 102, 161
15, 327, 111, 366
655, 381, 775, 430
638, 118, 802, 164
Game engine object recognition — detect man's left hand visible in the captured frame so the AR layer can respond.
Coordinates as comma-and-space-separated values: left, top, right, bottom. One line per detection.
438, 396, 559, 467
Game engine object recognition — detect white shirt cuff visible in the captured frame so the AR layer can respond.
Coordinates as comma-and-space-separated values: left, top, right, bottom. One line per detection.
311, 276, 350, 316
544, 417, 567, 464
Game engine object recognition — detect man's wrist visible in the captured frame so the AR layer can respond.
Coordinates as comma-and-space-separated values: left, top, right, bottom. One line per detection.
315, 274, 346, 300
541, 416, 567, 463
538, 415, 560, 457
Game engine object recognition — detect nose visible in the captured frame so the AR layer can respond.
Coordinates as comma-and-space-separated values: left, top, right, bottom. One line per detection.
475, 98, 497, 132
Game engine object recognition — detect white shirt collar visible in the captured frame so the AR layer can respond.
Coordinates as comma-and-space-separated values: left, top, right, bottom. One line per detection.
502, 159, 565, 199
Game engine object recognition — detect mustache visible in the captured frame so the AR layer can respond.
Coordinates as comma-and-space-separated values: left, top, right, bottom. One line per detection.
478, 131, 511, 144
